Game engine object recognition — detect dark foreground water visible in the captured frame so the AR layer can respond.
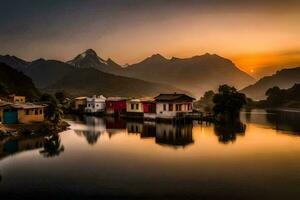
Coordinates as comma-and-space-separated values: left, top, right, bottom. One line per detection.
0, 110, 300, 199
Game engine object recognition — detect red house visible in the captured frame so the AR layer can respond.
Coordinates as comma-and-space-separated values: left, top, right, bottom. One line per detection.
141, 98, 156, 120
105, 97, 127, 115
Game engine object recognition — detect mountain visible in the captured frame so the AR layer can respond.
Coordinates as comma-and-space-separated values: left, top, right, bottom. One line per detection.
121, 53, 255, 97
47, 67, 182, 97
67, 49, 123, 74
0, 55, 30, 71
0, 62, 40, 99
241, 67, 300, 100
24, 59, 74, 88
68, 50, 255, 98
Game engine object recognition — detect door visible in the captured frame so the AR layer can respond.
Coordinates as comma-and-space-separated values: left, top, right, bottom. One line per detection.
3, 109, 18, 124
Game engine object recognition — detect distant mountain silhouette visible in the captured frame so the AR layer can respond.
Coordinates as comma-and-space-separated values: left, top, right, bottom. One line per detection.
0, 62, 39, 99
68, 50, 255, 97
241, 66, 300, 100
25, 59, 74, 88
1, 50, 255, 98
121, 53, 255, 97
47, 67, 182, 97
0, 55, 30, 71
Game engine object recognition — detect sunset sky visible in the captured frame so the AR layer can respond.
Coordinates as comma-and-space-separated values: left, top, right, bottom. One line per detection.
1, 0, 300, 77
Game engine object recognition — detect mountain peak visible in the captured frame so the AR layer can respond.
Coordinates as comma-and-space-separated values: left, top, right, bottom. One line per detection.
84, 49, 98, 56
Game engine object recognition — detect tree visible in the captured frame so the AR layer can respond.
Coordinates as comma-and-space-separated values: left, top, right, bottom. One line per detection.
40, 93, 63, 124
55, 91, 67, 104
0, 84, 8, 96
213, 85, 247, 121
194, 90, 215, 112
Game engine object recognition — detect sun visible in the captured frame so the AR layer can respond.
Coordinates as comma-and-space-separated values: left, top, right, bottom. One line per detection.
250, 69, 254, 73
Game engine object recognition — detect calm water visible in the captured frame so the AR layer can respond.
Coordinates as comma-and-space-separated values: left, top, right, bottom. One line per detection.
0, 110, 300, 199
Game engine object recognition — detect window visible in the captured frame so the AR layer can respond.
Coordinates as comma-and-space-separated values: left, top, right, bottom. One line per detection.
136, 104, 139, 110
169, 104, 173, 111
163, 104, 166, 111
176, 104, 182, 111
35, 109, 38, 115
26, 110, 30, 115
39, 109, 43, 114
131, 104, 134, 110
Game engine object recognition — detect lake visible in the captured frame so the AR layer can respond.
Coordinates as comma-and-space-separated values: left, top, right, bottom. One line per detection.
0, 110, 300, 199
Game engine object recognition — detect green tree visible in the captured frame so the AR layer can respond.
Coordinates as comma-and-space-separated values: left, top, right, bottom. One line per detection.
0, 84, 8, 96
194, 90, 215, 112
55, 91, 67, 104
213, 85, 247, 121
40, 93, 63, 124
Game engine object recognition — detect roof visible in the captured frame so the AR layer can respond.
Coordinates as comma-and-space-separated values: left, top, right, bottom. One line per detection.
140, 97, 155, 103
74, 96, 87, 100
154, 93, 195, 102
11, 103, 47, 109
106, 97, 127, 101
0, 101, 11, 107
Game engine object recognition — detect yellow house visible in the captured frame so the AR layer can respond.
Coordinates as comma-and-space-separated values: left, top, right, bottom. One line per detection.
126, 99, 143, 113
73, 97, 87, 110
9, 95, 26, 104
15, 104, 46, 123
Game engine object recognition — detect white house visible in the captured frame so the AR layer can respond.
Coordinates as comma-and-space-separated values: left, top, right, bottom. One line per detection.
154, 93, 195, 119
85, 95, 106, 113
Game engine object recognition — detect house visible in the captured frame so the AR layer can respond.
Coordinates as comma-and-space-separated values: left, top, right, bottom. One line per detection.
0, 101, 11, 124
85, 95, 106, 113
141, 98, 156, 120
8, 95, 25, 104
0, 103, 46, 124
73, 97, 87, 110
126, 98, 144, 117
105, 97, 127, 115
154, 93, 195, 119
15, 103, 46, 124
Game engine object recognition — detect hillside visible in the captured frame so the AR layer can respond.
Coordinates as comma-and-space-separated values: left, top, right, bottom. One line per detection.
24, 59, 74, 88
47, 68, 182, 97
68, 50, 255, 98
0, 62, 40, 99
241, 67, 300, 100
0, 55, 30, 71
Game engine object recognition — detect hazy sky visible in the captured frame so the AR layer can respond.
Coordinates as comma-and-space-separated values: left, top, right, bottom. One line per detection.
1, 0, 300, 77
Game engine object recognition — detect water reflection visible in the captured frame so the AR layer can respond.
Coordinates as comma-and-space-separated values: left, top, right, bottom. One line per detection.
0, 133, 64, 161
241, 109, 300, 135
70, 116, 195, 148
39, 134, 64, 158
214, 121, 246, 144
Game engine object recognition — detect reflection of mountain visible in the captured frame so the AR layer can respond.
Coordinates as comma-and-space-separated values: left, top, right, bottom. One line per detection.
214, 121, 246, 144
73, 116, 106, 145
265, 110, 300, 134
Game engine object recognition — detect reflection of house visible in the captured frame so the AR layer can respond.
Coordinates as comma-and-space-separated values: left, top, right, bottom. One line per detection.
73, 97, 87, 110
127, 121, 143, 134
0, 135, 45, 160
85, 95, 106, 113
72, 116, 106, 145
8, 95, 26, 103
155, 93, 195, 119
126, 99, 143, 117
0, 103, 46, 124
142, 98, 156, 120
141, 122, 156, 138
155, 123, 194, 148
105, 97, 127, 115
